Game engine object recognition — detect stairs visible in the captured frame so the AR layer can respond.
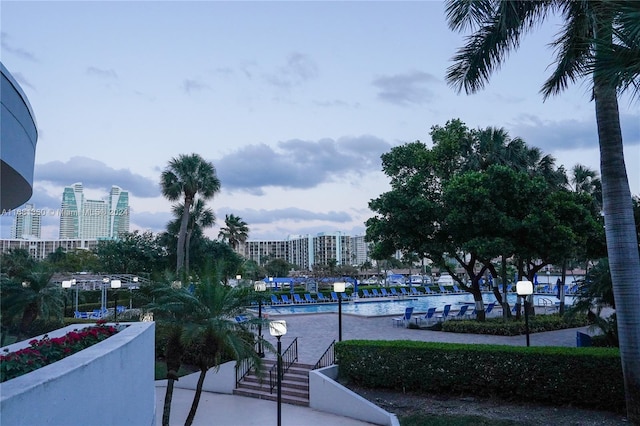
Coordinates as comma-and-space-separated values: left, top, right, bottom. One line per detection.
234, 360, 312, 406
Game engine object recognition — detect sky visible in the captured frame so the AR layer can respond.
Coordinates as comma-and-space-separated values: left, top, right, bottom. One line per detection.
1, 1, 638, 241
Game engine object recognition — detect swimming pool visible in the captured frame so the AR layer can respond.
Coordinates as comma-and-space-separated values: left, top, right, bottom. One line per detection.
260, 293, 572, 317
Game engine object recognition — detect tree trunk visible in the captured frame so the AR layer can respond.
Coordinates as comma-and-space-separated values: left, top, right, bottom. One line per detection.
176, 196, 193, 275
594, 79, 640, 422
162, 377, 176, 426
185, 230, 192, 276
184, 369, 207, 426
19, 302, 38, 337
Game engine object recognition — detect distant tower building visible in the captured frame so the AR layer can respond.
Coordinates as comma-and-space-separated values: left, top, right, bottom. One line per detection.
59, 183, 130, 239
108, 186, 130, 238
59, 183, 83, 239
10, 203, 41, 239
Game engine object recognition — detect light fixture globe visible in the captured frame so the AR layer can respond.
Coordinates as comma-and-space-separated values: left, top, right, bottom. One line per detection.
62, 280, 72, 288
516, 280, 533, 296
269, 320, 287, 337
254, 282, 267, 292
333, 282, 346, 293
110, 279, 122, 289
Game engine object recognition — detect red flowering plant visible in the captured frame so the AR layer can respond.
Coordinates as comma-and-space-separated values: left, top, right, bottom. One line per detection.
0, 320, 119, 383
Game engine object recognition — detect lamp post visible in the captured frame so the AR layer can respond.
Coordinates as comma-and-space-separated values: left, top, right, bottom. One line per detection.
254, 282, 266, 357
236, 274, 242, 287
333, 282, 346, 342
111, 279, 121, 322
516, 280, 534, 347
62, 280, 72, 317
269, 320, 287, 426
102, 277, 109, 314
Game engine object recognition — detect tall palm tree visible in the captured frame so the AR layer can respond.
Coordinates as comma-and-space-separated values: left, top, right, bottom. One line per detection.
569, 164, 603, 210
218, 214, 249, 253
168, 199, 216, 275
161, 154, 221, 275
445, 1, 640, 419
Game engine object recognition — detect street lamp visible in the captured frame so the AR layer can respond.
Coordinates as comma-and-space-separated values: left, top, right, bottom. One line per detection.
269, 320, 287, 426
516, 280, 534, 347
102, 277, 109, 314
333, 282, 346, 342
111, 279, 121, 322
254, 281, 267, 357
62, 279, 77, 317
236, 274, 242, 287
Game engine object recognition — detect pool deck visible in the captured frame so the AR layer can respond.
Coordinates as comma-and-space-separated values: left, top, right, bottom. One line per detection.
158, 302, 594, 426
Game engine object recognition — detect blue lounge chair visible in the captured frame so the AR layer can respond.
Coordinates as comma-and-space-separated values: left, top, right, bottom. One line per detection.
436, 304, 451, 321
270, 294, 282, 305
410, 287, 423, 296
316, 292, 328, 302
484, 302, 496, 316
380, 288, 391, 297
362, 289, 373, 298
451, 305, 469, 320
452, 284, 465, 293
424, 287, 437, 295
415, 307, 436, 325
438, 284, 451, 294
330, 292, 340, 302
400, 288, 409, 296
281, 294, 292, 304
371, 289, 381, 297
390, 288, 399, 296
294, 294, 305, 303
235, 315, 249, 323
341, 292, 350, 301
304, 293, 316, 303
392, 307, 414, 327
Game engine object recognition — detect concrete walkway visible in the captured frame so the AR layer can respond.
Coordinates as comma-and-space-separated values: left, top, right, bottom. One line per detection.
156, 309, 592, 426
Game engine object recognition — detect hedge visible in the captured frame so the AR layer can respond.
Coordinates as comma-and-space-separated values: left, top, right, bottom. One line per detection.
336, 340, 624, 413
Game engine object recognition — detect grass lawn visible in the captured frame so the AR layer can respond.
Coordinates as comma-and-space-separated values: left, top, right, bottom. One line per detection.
400, 414, 520, 426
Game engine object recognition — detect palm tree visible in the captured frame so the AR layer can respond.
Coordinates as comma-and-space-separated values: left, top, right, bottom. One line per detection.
161, 154, 221, 275
168, 199, 216, 275
569, 164, 603, 211
218, 214, 249, 253
445, 1, 640, 419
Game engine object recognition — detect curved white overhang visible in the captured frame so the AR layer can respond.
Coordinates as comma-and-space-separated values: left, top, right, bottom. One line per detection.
1, 62, 38, 211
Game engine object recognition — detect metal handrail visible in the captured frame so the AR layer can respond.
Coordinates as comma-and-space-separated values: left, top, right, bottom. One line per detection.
269, 337, 298, 393
313, 340, 336, 370
235, 357, 254, 388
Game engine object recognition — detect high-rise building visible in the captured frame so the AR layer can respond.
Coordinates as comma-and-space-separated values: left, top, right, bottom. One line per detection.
59, 183, 129, 239
10, 203, 41, 239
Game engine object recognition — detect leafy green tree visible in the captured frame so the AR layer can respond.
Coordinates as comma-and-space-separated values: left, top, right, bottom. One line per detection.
445, 2, 639, 416
218, 214, 249, 252
161, 153, 221, 275
264, 258, 292, 278
168, 199, 215, 275
95, 231, 167, 276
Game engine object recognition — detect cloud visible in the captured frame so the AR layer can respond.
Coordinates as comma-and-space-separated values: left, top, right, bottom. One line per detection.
86, 66, 118, 79
1, 32, 37, 62
372, 71, 439, 106
214, 135, 391, 193
509, 113, 640, 153
264, 52, 318, 88
130, 211, 172, 232
182, 78, 210, 94
219, 207, 352, 225
35, 157, 159, 198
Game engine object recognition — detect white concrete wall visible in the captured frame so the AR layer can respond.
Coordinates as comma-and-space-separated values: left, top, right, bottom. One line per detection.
309, 366, 399, 426
174, 360, 237, 394
0, 322, 155, 426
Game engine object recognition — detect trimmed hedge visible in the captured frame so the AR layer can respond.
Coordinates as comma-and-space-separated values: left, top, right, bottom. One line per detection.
336, 340, 624, 413
441, 314, 589, 336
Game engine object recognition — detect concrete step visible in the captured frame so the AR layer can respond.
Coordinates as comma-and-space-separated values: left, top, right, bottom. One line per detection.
233, 387, 309, 406
236, 360, 313, 406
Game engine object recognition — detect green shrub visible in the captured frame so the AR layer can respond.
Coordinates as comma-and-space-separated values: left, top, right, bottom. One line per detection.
441, 314, 589, 336
336, 340, 624, 413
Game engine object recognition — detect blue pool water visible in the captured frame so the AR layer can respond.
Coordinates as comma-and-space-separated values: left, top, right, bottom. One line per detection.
261, 294, 572, 317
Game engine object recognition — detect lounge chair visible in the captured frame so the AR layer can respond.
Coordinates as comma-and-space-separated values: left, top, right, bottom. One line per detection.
390, 288, 399, 296
438, 284, 451, 294
280, 294, 292, 304
341, 292, 350, 301
436, 304, 451, 321
235, 315, 249, 323
424, 287, 438, 295
330, 292, 340, 302
451, 305, 469, 320
371, 289, 381, 297
293, 294, 304, 304
304, 293, 316, 303
362, 289, 373, 298
415, 307, 436, 325
400, 288, 409, 296
410, 287, 423, 296
380, 288, 391, 297
392, 307, 414, 327
270, 294, 282, 305
484, 302, 496, 316
452, 284, 465, 293
316, 292, 328, 302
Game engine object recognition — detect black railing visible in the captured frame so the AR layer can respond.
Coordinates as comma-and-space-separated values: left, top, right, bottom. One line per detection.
235, 357, 254, 388
269, 337, 298, 393
313, 340, 336, 370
